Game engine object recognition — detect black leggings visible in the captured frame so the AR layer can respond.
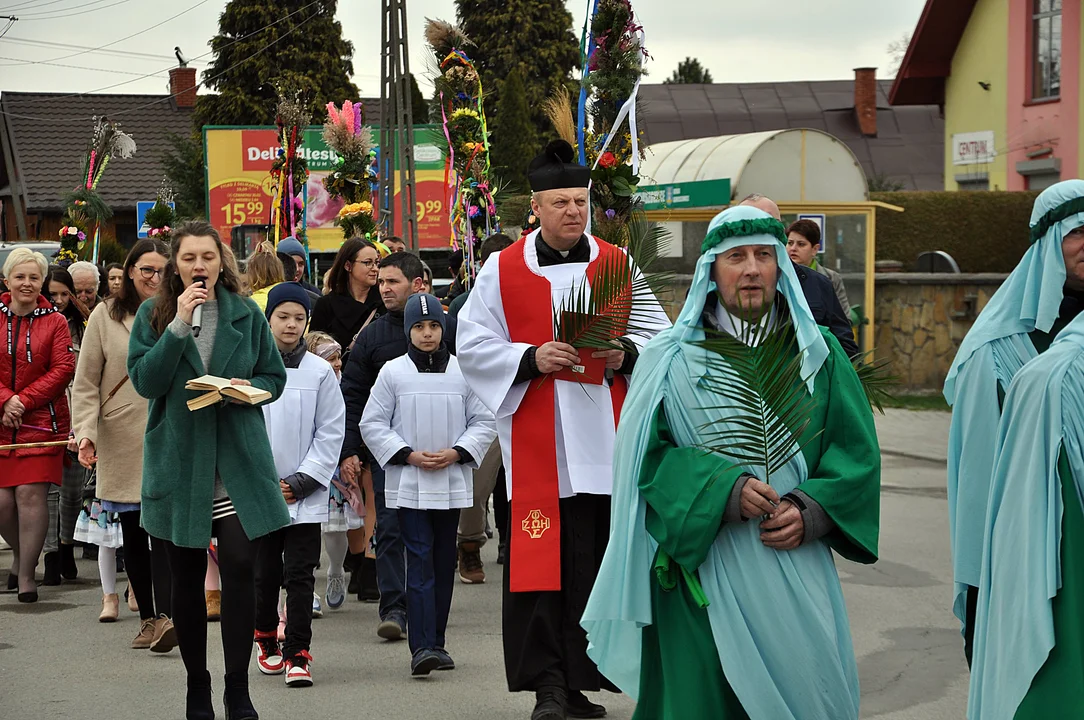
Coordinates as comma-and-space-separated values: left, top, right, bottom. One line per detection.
165, 514, 259, 679
118, 510, 171, 621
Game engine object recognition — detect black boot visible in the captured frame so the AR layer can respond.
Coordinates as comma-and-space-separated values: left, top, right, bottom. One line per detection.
186, 671, 214, 720
532, 686, 567, 720
566, 689, 607, 719
42, 552, 62, 586
59, 543, 78, 580
357, 556, 379, 603
223, 672, 258, 720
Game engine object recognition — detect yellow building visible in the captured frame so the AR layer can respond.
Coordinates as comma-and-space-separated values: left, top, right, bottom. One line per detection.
892, 0, 1081, 192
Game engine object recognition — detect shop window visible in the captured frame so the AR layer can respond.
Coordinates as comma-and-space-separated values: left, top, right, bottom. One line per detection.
1032, 0, 1062, 100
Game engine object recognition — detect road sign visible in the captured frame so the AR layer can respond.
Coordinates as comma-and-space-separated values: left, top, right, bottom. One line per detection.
637, 178, 731, 211
137, 201, 174, 239
797, 213, 828, 253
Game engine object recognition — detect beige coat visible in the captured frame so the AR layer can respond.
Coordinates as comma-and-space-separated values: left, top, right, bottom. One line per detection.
71, 299, 147, 504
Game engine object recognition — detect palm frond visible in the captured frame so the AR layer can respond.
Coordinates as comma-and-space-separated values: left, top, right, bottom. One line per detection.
693, 309, 822, 483
553, 209, 675, 351
852, 350, 898, 415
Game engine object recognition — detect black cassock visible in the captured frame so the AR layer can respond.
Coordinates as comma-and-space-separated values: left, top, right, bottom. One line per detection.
502, 493, 619, 693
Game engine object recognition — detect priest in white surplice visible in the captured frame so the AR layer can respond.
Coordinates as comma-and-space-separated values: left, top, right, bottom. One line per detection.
457, 140, 671, 720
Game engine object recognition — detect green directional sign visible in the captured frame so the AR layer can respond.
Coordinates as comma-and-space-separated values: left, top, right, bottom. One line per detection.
638, 178, 732, 210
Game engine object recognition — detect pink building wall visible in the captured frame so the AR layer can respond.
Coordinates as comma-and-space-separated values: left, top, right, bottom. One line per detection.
1006, 0, 1080, 189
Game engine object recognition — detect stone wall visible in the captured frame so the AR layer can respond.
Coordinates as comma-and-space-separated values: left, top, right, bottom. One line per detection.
873, 274, 1006, 391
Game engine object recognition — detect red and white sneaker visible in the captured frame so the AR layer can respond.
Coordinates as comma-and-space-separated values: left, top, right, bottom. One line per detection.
254, 630, 284, 675
284, 650, 313, 687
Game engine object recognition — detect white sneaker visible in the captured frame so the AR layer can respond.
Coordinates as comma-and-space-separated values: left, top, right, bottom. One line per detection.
312, 592, 323, 619
285, 651, 313, 687
325, 572, 346, 610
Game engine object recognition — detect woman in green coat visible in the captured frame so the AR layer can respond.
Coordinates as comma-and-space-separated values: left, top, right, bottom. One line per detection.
128, 220, 289, 720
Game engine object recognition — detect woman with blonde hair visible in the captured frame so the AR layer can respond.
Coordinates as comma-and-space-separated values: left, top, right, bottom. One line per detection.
246, 243, 285, 311
0, 247, 76, 602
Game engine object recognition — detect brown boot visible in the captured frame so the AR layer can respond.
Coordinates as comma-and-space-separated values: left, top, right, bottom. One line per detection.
132, 618, 157, 649
457, 542, 485, 584
150, 615, 177, 653
99, 593, 119, 623
125, 583, 138, 613
206, 589, 221, 621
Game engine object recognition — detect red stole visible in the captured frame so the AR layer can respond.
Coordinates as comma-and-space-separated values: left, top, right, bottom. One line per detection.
499, 235, 629, 592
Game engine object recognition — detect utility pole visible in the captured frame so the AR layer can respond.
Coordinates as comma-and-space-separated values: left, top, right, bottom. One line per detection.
378, 0, 419, 250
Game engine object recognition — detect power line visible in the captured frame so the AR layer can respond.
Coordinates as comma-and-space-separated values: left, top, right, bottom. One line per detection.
1, 5, 324, 123
0, 0, 66, 11
2, 0, 322, 103
17, 0, 134, 21
0, 35, 206, 64
0, 54, 170, 78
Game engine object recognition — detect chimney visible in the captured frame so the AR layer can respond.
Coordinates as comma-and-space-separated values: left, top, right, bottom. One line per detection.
170, 67, 198, 109
854, 67, 878, 137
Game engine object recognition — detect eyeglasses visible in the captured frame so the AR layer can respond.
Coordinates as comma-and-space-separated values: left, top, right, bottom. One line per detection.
136, 266, 164, 279
352, 259, 378, 268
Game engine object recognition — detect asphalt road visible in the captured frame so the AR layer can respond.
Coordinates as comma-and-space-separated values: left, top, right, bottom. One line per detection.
0, 414, 967, 720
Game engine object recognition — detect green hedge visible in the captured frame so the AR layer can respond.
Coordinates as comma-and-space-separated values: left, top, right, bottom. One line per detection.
872, 191, 1039, 273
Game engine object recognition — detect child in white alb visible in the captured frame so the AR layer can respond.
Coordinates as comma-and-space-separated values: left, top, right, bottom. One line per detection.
253, 284, 345, 687
360, 293, 496, 676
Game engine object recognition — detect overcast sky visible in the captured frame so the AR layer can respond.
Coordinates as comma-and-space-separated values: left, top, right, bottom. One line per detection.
0, 0, 927, 98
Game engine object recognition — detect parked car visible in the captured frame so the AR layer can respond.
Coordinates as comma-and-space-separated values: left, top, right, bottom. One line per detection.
0, 241, 62, 277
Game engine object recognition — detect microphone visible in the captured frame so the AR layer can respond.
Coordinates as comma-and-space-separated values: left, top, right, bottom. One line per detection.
191, 277, 207, 338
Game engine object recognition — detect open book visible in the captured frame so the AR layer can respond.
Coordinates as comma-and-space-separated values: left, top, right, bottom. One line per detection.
185, 375, 271, 411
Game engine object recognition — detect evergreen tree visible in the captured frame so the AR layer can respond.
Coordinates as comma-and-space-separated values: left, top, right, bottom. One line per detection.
407, 73, 427, 124
194, 0, 358, 128
490, 68, 536, 192
161, 133, 207, 219
455, 0, 579, 144
664, 57, 713, 84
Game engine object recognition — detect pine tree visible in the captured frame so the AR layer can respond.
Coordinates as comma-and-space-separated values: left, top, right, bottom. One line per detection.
407, 73, 427, 124
194, 0, 358, 128
455, 0, 579, 144
490, 67, 536, 192
664, 57, 713, 85
161, 133, 207, 219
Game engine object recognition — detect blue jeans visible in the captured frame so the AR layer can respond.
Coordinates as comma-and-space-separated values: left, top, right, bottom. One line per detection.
398, 507, 460, 654
371, 464, 407, 620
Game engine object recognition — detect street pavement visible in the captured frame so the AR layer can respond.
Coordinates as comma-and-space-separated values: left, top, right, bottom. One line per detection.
0, 409, 967, 719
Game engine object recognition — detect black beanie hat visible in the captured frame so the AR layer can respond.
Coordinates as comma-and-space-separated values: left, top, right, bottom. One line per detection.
404, 293, 446, 334
265, 282, 312, 320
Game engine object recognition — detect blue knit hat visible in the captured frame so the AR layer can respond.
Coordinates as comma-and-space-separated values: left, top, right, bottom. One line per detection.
404, 293, 446, 333
277, 236, 308, 263
265, 282, 312, 320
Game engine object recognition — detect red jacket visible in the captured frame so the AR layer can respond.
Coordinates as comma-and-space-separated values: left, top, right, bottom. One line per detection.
0, 293, 75, 458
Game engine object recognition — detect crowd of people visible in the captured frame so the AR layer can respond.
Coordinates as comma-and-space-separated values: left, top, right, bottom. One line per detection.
10, 143, 1083, 720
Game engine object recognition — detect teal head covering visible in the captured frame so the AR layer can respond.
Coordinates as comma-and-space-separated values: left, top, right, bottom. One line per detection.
681, 205, 829, 389
944, 179, 1084, 403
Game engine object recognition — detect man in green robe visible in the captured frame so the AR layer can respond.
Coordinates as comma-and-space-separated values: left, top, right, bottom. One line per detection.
582, 206, 881, 720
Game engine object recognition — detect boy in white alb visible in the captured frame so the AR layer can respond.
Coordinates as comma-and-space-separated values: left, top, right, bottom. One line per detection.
254, 284, 346, 687
361, 293, 496, 677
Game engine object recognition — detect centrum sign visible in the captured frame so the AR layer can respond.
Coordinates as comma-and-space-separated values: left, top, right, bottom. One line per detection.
638, 178, 731, 210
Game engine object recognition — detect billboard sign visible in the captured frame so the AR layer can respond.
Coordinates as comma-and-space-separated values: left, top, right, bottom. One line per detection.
203, 125, 449, 252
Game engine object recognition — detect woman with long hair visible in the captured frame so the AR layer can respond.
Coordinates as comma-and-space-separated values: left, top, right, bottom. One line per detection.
309, 237, 385, 353
0, 248, 76, 602
72, 239, 178, 642
246, 244, 285, 312
42, 267, 90, 584
127, 220, 289, 720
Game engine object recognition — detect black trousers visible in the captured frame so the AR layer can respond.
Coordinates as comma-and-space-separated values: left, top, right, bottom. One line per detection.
964, 583, 979, 667
164, 514, 259, 679
502, 493, 617, 693
493, 466, 508, 545
118, 510, 171, 621
255, 523, 322, 659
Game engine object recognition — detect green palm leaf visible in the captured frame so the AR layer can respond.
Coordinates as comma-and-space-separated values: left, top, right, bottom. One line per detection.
553, 208, 675, 350
693, 306, 822, 484
852, 350, 898, 415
